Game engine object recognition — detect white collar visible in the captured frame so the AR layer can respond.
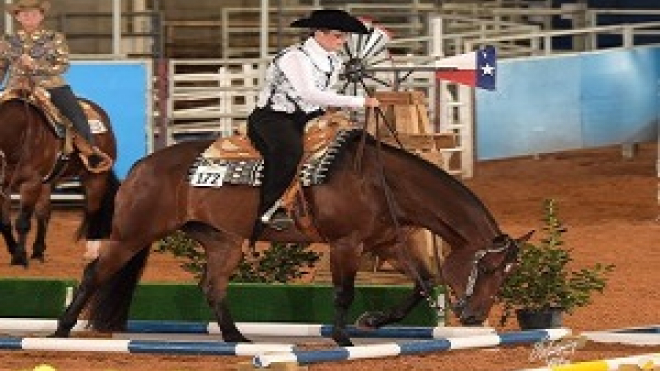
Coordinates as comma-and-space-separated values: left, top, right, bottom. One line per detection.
302, 37, 335, 71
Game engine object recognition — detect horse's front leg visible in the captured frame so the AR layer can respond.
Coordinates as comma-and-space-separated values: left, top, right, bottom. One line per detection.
355, 280, 433, 328
31, 184, 52, 262
356, 235, 437, 328
11, 180, 41, 267
329, 239, 362, 347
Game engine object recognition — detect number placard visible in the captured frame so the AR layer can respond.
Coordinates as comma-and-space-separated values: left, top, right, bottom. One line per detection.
89, 119, 107, 134
191, 165, 228, 187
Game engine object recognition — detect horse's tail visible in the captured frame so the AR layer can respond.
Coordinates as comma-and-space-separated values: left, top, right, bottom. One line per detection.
77, 170, 121, 240
87, 247, 151, 331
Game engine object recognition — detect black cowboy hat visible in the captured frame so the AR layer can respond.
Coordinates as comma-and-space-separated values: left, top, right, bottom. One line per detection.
290, 9, 369, 34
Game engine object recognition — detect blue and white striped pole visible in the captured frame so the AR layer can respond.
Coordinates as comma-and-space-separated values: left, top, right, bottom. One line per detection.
0, 336, 294, 356
253, 328, 571, 367
0, 318, 493, 339
234, 323, 493, 339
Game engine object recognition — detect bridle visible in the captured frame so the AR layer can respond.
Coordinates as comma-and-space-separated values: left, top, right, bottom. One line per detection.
447, 235, 520, 315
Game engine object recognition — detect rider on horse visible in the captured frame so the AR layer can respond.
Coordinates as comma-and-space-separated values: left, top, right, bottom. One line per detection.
247, 9, 379, 237
0, 0, 104, 164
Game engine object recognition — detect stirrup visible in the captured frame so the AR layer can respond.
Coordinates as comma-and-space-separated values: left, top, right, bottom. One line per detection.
79, 146, 113, 173
260, 200, 283, 223
267, 209, 294, 231
260, 201, 293, 231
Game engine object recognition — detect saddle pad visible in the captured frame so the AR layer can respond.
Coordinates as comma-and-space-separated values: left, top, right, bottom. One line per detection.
189, 128, 362, 188
0, 91, 108, 135
80, 101, 108, 134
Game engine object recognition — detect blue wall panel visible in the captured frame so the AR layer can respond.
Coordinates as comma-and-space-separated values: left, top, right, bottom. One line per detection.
580, 48, 659, 146
476, 56, 583, 159
65, 61, 150, 178
476, 47, 660, 160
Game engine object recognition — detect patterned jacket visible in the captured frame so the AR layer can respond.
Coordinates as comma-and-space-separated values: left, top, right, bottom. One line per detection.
0, 28, 69, 89
256, 41, 344, 114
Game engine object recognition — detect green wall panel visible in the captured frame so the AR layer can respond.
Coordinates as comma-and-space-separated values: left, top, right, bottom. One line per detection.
0, 279, 76, 318
0, 280, 444, 326
130, 283, 444, 326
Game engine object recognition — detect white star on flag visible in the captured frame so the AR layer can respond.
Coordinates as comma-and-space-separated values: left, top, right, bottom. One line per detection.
435, 45, 497, 90
481, 63, 495, 76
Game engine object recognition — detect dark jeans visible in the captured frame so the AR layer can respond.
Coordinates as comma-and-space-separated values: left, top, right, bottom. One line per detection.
247, 107, 322, 217
48, 85, 94, 145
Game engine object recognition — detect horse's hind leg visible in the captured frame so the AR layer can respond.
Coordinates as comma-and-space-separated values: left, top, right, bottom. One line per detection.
31, 184, 52, 262
185, 225, 249, 343
0, 194, 18, 259
53, 239, 149, 337
53, 257, 101, 336
12, 205, 32, 267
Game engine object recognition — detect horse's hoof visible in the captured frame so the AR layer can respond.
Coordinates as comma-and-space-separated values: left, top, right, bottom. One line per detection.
223, 333, 251, 343
11, 254, 28, 268
331, 329, 354, 347
333, 336, 354, 347
31, 252, 45, 263
225, 338, 251, 343
355, 311, 388, 329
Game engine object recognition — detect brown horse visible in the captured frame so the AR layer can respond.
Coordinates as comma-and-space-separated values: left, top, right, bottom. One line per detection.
52, 132, 531, 346
0, 97, 119, 266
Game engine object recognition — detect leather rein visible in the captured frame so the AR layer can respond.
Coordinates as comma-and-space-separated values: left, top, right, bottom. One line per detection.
354, 103, 520, 316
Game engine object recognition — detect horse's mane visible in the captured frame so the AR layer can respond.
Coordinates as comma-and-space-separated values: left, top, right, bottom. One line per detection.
329, 131, 498, 226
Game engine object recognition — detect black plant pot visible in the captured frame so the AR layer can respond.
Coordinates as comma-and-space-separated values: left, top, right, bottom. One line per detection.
516, 308, 563, 330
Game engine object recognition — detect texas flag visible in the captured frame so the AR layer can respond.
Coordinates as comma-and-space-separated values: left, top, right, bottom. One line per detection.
434, 45, 497, 90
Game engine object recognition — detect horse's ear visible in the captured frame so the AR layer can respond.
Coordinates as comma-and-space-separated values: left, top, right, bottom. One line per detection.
516, 230, 535, 243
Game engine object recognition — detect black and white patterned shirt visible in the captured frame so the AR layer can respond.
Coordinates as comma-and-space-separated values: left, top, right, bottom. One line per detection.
257, 37, 365, 114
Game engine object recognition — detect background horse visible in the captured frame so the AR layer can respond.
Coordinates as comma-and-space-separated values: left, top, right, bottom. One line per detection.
53, 133, 530, 346
0, 98, 119, 266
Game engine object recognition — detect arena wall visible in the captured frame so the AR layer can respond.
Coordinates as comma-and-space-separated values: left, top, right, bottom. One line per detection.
67, 60, 151, 178
476, 45, 660, 160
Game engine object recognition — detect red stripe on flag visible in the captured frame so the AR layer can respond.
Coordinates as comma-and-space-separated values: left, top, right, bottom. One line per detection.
435, 70, 477, 87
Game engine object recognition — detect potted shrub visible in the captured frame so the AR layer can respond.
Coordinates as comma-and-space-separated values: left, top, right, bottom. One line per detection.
498, 199, 615, 329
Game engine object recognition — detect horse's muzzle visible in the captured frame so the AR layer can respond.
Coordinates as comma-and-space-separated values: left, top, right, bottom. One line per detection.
459, 314, 486, 326
457, 305, 487, 326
